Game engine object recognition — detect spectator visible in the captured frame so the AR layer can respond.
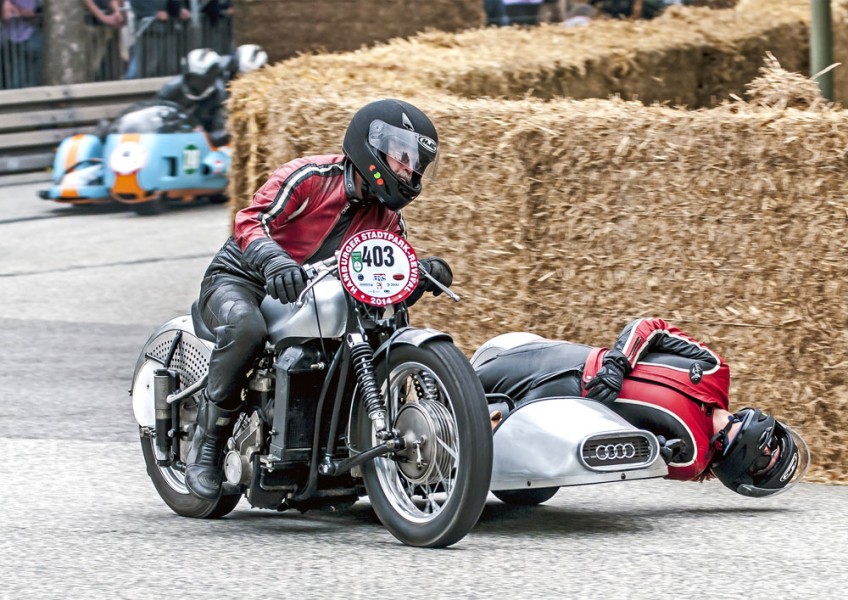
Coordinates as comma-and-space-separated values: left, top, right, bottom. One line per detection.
483, 0, 508, 26
124, 0, 169, 79
1, 0, 42, 89
589, 0, 680, 19
502, 0, 543, 25
165, 0, 189, 21
83, 0, 126, 81
200, 0, 233, 50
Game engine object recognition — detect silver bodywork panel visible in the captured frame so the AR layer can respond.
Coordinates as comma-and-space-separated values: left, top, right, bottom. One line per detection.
490, 397, 668, 491
130, 315, 212, 427
261, 276, 347, 344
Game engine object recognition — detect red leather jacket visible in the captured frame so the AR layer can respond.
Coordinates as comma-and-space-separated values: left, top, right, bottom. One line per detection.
234, 154, 404, 263
582, 318, 730, 480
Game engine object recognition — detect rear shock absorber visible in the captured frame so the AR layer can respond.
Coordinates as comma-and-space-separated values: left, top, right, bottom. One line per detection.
347, 333, 388, 436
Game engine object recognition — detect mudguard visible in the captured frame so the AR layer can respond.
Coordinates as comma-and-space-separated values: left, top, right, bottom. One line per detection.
130, 314, 213, 428
373, 327, 453, 361
490, 396, 667, 491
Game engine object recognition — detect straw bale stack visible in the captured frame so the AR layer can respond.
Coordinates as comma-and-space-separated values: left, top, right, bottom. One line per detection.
227, 1, 848, 481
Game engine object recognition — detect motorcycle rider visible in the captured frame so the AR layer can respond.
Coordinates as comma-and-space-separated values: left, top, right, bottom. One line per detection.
156, 47, 229, 146
221, 43, 269, 82
473, 317, 810, 497
185, 99, 453, 500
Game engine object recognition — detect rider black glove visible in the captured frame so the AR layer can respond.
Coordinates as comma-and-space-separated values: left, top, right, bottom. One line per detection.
264, 256, 307, 303
585, 349, 631, 405
406, 257, 453, 306
418, 257, 453, 296
243, 238, 308, 304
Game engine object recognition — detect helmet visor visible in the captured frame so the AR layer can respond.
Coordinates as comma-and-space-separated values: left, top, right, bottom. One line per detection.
738, 424, 810, 498
368, 120, 439, 180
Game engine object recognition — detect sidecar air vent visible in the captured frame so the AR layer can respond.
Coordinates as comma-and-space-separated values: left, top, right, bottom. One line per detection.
580, 434, 655, 471
146, 332, 210, 388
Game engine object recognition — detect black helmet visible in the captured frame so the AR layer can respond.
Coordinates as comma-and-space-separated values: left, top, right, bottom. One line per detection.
342, 99, 439, 211
711, 408, 810, 498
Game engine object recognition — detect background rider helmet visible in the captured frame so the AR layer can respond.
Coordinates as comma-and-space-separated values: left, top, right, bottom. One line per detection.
342, 98, 439, 211
711, 408, 810, 497
234, 44, 268, 74
181, 48, 223, 101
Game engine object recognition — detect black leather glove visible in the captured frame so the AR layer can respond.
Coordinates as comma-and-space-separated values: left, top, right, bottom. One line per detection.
242, 238, 307, 304
264, 255, 307, 303
418, 256, 453, 296
585, 349, 630, 405
405, 257, 453, 306
657, 435, 687, 464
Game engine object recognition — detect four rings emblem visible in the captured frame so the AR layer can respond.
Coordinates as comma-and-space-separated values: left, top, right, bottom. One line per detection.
594, 443, 637, 461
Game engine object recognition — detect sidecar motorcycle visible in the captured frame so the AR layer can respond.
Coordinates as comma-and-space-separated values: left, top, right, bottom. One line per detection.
39, 100, 230, 215
129, 230, 492, 548
471, 333, 669, 506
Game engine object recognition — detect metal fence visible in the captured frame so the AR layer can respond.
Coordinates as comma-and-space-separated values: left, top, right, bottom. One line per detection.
1, 11, 233, 90
0, 12, 43, 90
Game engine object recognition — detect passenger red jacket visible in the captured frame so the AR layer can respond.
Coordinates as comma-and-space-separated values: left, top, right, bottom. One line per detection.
234, 154, 405, 263
582, 318, 730, 480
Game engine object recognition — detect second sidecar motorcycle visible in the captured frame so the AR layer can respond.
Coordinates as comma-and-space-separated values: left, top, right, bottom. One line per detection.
39, 100, 230, 215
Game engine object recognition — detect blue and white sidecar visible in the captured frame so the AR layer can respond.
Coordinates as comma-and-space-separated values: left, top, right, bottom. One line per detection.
39, 100, 230, 215
471, 333, 669, 506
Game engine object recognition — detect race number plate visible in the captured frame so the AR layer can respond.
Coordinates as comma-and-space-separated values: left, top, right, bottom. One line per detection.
338, 230, 419, 306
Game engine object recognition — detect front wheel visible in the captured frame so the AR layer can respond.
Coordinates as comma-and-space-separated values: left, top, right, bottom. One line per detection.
356, 340, 493, 548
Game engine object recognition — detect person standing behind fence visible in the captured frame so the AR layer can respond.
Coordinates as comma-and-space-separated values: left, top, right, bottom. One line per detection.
1, 0, 42, 89
125, 0, 169, 79
502, 0, 543, 25
83, 0, 126, 81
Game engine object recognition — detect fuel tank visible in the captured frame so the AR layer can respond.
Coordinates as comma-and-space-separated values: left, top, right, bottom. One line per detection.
260, 276, 348, 346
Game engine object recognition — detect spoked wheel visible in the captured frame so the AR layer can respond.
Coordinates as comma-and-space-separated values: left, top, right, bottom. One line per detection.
357, 341, 493, 548
138, 396, 240, 519
493, 487, 559, 506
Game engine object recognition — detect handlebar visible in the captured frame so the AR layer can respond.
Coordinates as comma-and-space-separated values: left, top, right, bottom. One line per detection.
296, 253, 340, 307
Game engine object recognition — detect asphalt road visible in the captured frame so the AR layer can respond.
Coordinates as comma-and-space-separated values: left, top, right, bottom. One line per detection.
1, 182, 846, 600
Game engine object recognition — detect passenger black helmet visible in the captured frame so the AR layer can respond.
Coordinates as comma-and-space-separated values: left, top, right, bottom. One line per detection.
342, 99, 439, 211
711, 408, 810, 498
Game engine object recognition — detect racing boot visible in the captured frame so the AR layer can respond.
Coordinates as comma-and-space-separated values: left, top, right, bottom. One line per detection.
185, 393, 240, 500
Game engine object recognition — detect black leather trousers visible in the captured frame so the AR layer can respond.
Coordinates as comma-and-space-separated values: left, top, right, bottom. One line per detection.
198, 273, 267, 410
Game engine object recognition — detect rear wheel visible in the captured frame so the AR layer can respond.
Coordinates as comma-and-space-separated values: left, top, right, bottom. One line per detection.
493, 487, 559, 506
356, 341, 493, 548
132, 196, 166, 216
139, 421, 240, 519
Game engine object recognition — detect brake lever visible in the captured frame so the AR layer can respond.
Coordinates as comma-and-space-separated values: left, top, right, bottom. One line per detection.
419, 266, 461, 302
295, 268, 333, 307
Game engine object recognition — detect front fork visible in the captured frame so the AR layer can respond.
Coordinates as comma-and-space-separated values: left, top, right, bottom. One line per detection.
346, 332, 390, 437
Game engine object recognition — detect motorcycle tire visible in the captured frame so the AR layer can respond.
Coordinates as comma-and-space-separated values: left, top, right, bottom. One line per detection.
132, 196, 166, 216
357, 340, 493, 548
140, 430, 241, 519
493, 487, 559, 506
